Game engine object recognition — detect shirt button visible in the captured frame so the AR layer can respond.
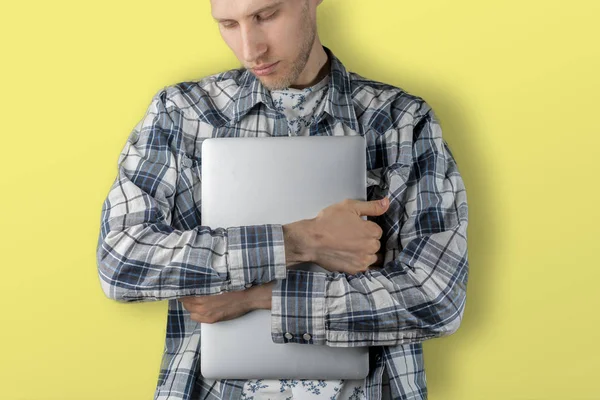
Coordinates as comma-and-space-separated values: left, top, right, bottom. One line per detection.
244, 283, 252, 288
181, 157, 192, 168
302, 333, 312, 341
284, 332, 293, 340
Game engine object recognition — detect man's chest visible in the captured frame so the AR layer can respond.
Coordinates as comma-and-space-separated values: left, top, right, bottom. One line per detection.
177, 110, 404, 182
172, 109, 411, 236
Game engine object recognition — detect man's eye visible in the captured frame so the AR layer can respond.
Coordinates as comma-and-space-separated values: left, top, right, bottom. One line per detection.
257, 11, 277, 21
221, 22, 238, 29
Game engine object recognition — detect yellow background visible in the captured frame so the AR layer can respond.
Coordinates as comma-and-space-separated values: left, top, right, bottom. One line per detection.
1, 0, 598, 399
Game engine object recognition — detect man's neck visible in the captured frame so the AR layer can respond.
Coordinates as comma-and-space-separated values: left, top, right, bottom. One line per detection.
289, 44, 330, 90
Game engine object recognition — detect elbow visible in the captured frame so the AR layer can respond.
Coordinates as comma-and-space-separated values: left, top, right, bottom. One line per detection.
434, 252, 469, 339
414, 301, 465, 343
96, 238, 140, 303
435, 286, 467, 339
98, 273, 130, 303
440, 311, 464, 338
97, 260, 136, 303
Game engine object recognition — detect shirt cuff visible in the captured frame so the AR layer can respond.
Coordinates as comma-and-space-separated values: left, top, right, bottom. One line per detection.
226, 224, 287, 289
270, 269, 327, 345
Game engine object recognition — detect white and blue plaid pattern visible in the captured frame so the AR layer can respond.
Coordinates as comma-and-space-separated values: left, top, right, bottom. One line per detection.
96, 46, 469, 400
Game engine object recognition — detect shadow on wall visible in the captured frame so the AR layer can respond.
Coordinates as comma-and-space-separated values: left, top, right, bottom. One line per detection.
318, 1, 498, 395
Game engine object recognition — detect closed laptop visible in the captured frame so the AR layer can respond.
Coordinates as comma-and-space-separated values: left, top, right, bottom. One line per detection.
200, 135, 369, 380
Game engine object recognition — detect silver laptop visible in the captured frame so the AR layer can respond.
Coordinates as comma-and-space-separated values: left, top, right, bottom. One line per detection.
200, 135, 369, 380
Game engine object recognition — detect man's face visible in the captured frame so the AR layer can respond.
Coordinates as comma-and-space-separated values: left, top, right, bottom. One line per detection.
210, 0, 317, 90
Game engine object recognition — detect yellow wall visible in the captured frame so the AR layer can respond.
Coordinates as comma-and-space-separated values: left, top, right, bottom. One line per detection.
1, 0, 598, 399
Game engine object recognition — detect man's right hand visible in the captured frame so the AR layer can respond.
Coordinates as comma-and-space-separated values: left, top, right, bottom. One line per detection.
283, 197, 390, 274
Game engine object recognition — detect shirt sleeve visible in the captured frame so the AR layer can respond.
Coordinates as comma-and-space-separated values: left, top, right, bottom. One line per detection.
96, 88, 287, 303
270, 105, 469, 346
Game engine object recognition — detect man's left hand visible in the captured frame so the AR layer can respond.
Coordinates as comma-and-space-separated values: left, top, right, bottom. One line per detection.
177, 281, 275, 324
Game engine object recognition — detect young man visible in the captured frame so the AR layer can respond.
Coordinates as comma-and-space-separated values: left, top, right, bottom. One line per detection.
96, 0, 469, 399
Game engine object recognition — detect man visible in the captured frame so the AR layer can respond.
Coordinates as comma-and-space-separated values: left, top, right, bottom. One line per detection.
96, 0, 469, 399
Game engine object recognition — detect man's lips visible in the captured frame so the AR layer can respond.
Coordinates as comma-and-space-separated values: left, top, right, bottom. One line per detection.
252, 62, 277, 71
252, 62, 279, 75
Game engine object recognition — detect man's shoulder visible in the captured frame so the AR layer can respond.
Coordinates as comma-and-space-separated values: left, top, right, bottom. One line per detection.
347, 71, 433, 133
156, 67, 247, 123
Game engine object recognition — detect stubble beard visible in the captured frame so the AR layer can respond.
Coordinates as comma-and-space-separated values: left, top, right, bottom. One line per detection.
258, 4, 316, 91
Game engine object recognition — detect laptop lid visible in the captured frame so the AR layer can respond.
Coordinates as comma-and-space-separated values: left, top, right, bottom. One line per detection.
200, 135, 369, 380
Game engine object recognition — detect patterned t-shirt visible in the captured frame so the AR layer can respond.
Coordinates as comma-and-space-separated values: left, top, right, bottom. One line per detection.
240, 370, 391, 400
240, 72, 391, 400
270, 72, 330, 136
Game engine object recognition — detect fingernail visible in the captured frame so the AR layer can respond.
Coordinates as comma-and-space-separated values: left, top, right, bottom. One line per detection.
380, 197, 388, 206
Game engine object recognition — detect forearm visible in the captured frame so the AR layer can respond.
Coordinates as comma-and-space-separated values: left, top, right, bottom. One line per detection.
97, 219, 287, 302
272, 208, 468, 347
271, 222, 468, 347
282, 219, 316, 267
245, 281, 276, 310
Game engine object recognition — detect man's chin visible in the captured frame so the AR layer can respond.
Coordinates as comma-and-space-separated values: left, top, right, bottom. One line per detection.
243, 66, 287, 90
256, 75, 290, 91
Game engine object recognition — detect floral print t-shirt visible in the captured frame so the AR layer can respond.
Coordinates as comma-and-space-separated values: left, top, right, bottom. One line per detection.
269, 72, 330, 136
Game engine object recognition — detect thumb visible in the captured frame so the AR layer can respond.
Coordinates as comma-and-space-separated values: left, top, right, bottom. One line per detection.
352, 197, 389, 217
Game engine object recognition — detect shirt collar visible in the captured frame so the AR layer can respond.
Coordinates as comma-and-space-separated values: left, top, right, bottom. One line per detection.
230, 46, 359, 133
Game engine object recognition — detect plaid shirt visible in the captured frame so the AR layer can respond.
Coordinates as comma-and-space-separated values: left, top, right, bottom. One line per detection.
96, 46, 469, 400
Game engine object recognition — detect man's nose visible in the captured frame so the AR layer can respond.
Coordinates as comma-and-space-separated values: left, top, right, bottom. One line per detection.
241, 25, 267, 65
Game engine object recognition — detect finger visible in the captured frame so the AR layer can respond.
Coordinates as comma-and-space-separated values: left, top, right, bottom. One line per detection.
350, 197, 389, 217
363, 221, 383, 239
368, 252, 385, 269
